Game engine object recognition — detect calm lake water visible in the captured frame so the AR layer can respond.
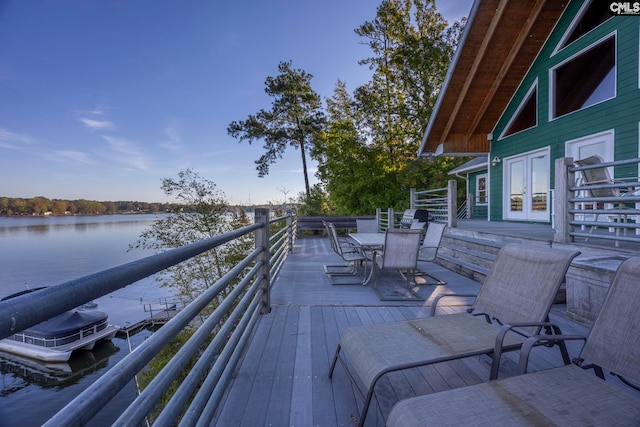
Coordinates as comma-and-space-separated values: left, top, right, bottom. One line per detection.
0, 214, 172, 426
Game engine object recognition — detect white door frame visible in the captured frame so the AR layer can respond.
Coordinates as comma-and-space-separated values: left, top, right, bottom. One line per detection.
503, 147, 551, 221
565, 130, 615, 226
565, 129, 614, 163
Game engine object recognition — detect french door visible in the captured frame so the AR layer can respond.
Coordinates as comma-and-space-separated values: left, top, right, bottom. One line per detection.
504, 148, 550, 221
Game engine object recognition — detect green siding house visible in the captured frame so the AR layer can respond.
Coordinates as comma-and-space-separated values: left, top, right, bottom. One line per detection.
420, 0, 640, 224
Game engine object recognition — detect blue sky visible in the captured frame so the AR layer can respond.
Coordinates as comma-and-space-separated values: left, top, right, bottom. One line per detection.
0, 0, 472, 205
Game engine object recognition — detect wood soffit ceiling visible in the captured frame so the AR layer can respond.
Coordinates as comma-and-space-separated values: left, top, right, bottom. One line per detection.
419, 0, 568, 156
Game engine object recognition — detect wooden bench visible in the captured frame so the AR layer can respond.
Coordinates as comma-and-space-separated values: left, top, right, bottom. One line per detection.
296, 216, 375, 235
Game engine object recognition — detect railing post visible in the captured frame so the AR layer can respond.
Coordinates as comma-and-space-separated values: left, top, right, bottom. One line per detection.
286, 210, 293, 253
467, 192, 473, 219
447, 180, 458, 228
554, 157, 574, 243
410, 188, 416, 209
254, 208, 271, 313
387, 207, 395, 229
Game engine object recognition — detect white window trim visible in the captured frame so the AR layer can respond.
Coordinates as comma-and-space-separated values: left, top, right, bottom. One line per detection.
564, 129, 615, 162
553, 0, 607, 55
502, 146, 551, 221
476, 173, 488, 206
498, 79, 538, 140
549, 31, 617, 121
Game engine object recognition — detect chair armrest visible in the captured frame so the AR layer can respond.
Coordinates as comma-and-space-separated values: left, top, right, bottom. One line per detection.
429, 293, 477, 317
490, 321, 566, 380
518, 333, 587, 374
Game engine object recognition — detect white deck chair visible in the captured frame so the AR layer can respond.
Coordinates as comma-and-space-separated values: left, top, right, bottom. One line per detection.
387, 256, 640, 427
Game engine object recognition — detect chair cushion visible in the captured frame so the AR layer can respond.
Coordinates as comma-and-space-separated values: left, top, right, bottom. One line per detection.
387, 364, 640, 426
339, 313, 525, 390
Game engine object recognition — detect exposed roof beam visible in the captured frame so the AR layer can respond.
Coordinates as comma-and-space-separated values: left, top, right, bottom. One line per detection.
465, 0, 546, 141
439, 0, 509, 146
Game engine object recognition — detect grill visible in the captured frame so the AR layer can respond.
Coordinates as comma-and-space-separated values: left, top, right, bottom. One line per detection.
399, 209, 429, 229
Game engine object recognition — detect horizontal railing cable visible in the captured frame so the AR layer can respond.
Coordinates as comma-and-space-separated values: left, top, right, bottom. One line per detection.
183, 287, 264, 426
45, 245, 265, 427
114, 258, 265, 426
564, 158, 640, 245
4, 212, 297, 426
0, 223, 261, 341
194, 299, 263, 427
149, 272, 265, 426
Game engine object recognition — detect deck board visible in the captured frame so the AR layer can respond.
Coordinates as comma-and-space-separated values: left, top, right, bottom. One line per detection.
290, 305, 312, 427
211, 236, 638, 427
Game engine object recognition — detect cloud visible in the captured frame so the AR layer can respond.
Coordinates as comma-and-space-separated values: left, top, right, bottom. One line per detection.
75, 104, 116, 131
78, 117, 116, 130
0, 127, 34, 149
101, 135, 150, 170
88, 104, 109, 116
160, 124, 182, 150
56, 150, 93, 164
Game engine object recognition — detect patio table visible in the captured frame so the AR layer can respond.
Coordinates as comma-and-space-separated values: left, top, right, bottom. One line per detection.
349, 232, 385, 285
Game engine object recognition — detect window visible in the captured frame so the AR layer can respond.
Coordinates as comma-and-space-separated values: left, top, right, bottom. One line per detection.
557, 0, 612, 51
552, 35, 616, 119
502, 81, 537, 137
476, 174, 487, 206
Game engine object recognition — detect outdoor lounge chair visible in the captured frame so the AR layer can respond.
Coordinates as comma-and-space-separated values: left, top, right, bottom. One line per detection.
414, 221, 446, 285
387, 256, 640, 427
328, 244, 580, 427
323, 221, 368, 285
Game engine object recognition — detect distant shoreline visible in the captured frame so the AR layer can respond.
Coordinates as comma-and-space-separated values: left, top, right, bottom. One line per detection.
0, 211, 161, 218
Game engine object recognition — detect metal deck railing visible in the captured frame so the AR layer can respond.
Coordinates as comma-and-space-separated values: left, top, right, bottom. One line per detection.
0, 209, 294, 426
555, 157, 640, 247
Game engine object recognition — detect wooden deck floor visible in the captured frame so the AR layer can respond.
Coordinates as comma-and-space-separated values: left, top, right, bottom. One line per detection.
210, 236, 629, 427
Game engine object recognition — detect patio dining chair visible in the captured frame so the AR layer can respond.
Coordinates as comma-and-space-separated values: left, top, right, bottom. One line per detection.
356, 218, 381, 259
323, 221, 368, 285
356, 218, 379, 233
414, 221, 447, 285
387, 256, 640, 427
328, 243, 580, 427
373, 228, 422, 289
575, 155, 639, 246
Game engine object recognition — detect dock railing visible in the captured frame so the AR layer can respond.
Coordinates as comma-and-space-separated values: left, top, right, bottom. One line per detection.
554, 157, 640, 246
0, 208, 294, 426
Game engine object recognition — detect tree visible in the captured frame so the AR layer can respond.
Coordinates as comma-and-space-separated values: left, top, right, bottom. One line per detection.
129, 169, 251, 304
355, 0, 463, 146
295, 183, 332, 216
313, 80, 392, 214
228, 61, 326, 201
314, 0, 468, 213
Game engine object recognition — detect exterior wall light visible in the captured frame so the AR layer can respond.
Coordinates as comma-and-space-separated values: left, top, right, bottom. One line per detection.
491, 156, 501, 166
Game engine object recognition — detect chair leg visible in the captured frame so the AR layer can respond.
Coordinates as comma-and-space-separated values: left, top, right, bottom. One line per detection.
324, 261, 358, 276
324, 258, 369, 285
329, 343, 375, 427
328, 344, 341, 378
358, 386, 376, 427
